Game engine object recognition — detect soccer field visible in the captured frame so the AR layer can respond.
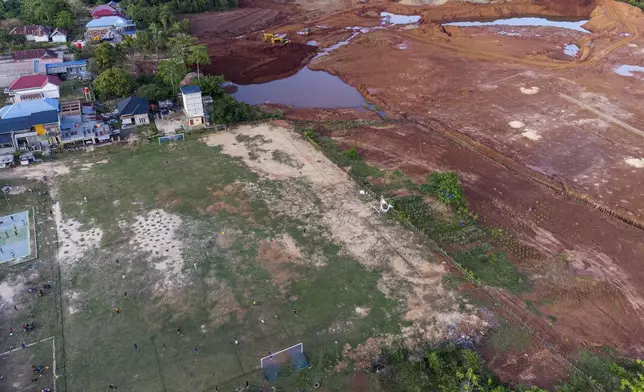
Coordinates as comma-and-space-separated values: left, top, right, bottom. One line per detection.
0, 123, 475, 391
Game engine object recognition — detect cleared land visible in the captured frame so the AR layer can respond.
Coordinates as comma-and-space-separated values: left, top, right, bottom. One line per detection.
197, 0, 644, 384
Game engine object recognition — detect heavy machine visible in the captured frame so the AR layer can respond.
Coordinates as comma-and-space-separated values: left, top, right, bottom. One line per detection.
263, 32, 289, 45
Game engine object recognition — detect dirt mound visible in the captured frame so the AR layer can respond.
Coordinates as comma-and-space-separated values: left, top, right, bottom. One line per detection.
202, 40, 316, 84
182, 8, 284, 37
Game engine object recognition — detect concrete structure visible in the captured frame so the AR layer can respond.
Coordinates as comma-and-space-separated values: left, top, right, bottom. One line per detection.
180, 86, 206, 128
117, 97, 149, 127
50, 28, 68, 43
46, 60, 89, 80
10, 25, 51, 42
6, 75, 61, 102
60, 115, 111, 147
86, 16, 136, 43
0, 49, 63, 88
0, 99, 60, 153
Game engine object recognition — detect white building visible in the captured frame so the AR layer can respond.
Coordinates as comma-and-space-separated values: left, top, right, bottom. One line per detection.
180, 86, 206, 127
5, 75, 61, 102
10, 25, 51, 42
50, 28, 68, 43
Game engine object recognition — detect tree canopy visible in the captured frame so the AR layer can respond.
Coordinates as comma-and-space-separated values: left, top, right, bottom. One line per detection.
187, 44, 210, 79
91, 42, 125, 74
157, 59, 187, 93
93, 68, 134, 100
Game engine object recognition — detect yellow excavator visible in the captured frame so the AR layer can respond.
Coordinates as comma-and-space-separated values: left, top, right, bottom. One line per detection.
263, 32, 289, 45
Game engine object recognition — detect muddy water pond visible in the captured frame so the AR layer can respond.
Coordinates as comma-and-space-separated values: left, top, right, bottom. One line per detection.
232, 67, 367, 108
564, 44, 580, 57
614, 65, 644, 77
444, 17, 590, 33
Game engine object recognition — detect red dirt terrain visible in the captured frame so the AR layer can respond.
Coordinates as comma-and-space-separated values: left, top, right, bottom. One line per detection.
187, 0, 644, 387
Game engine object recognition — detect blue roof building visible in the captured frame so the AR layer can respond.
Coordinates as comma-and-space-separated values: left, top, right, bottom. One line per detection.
86, 16, 134, 29
0, 99, 61, 153
117, 97, 149, 127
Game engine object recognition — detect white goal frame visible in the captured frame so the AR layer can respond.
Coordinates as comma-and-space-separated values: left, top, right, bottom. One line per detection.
260, 342, 304, 369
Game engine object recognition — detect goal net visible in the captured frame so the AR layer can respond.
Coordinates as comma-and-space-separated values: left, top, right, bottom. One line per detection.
158, 133, 185, 144
260, 343, 308, 382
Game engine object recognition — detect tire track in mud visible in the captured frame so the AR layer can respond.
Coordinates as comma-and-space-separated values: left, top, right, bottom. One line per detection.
378, 117, 644, 232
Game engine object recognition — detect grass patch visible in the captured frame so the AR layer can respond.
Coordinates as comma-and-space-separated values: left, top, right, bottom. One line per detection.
525, 300, 543, 317
487, 320, 533, 353
453, 244, 528, 294
271, 149, 302, 168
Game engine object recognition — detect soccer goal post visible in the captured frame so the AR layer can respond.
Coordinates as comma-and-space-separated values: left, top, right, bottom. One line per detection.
260, 342, 308, 382
158, 133, 185, 144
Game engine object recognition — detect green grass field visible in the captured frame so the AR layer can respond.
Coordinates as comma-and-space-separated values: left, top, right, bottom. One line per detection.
51, 134, 410, 391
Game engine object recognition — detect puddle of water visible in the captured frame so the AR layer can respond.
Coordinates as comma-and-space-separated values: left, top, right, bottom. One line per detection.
381, 12, 421, 25
232, 67, 367, 108
564, 44, 580, 57
444, 17, 590, 33
614, 64, 644, 77
498, 30, 521, 36
306, 40, 318, 46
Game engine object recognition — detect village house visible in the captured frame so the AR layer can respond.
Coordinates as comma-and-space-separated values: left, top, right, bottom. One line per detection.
0, 98, 60, 153
46, 60, 89, 80
50, 28, 68, 43
5, 75, 61, 102
117, 97, 149, 127
0, 49, 63, 88
91, 4, 125, 19
85, 16, 137, 43
180, 86, 207, 128
10, 25, 51, 42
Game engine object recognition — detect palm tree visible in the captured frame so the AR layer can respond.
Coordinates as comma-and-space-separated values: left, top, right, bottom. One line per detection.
187, 45, 210, 80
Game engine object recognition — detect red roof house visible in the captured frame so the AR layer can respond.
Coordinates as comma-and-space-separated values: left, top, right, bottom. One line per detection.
8, 75, 61, 91
91, 4, 124, 19
10, 49, 63, 74
12, 49, 58, 61
6, 75, 61, 102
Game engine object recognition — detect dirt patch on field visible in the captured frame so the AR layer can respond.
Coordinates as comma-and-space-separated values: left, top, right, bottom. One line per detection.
205, 183, 256, 221
257, 234, 303, 292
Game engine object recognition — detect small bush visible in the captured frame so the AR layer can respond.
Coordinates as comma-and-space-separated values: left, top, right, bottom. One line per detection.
453, 244, 528, 293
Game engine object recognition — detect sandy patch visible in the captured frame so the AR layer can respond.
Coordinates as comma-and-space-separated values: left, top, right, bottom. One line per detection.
521, 129, 542, 141
3, 161, 70, 180
355, 306, 370, 317
202, 125, 347, 185
54, 201, 103, 265
520, 86, 540, 95
0, 280, 25, 309
7, 185, 27, 195
624, 157, 644, 168
68, 291, 81, 315
508, 121, 525, 129
128, 209, 185, 288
